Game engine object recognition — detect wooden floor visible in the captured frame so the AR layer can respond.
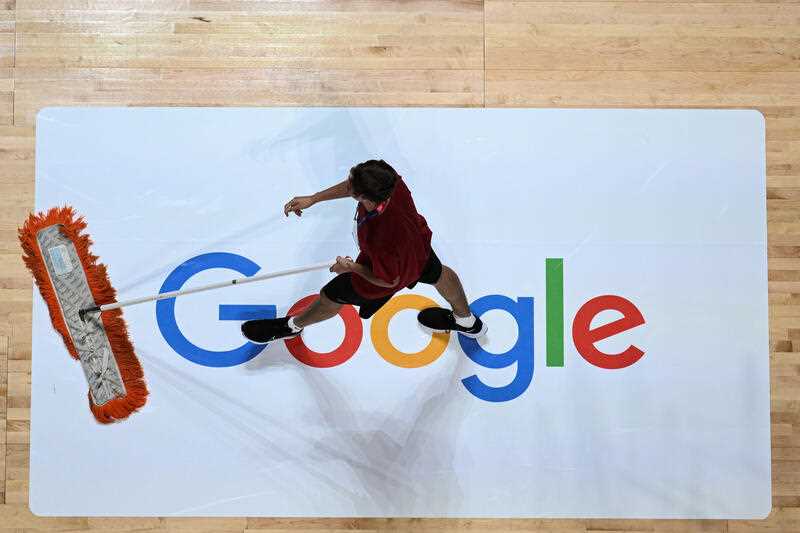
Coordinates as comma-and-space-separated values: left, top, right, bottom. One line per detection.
1, 0, 798, 531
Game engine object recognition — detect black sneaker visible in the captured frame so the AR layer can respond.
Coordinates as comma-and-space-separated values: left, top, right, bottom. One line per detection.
417, 307, 487, 338
241, 317, 302, 344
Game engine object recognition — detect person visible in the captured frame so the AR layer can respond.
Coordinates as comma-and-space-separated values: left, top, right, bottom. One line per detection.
241, 159, 487, 344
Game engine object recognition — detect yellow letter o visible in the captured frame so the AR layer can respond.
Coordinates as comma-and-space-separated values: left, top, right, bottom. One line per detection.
371, 295, 450, 368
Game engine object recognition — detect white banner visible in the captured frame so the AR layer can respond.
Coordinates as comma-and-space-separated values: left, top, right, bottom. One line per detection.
30, 107, 769, 518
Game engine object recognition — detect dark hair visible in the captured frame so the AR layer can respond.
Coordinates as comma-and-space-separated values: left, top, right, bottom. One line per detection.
349, 159, 399, 202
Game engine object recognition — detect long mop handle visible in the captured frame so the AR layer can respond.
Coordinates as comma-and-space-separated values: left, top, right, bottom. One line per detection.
79, 260, 335, 321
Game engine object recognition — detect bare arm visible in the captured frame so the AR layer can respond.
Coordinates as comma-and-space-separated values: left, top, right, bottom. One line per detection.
312, 179, 351, 203
330, 256, 399, 288
284, 179, 351, 217
352, 264, 399, 288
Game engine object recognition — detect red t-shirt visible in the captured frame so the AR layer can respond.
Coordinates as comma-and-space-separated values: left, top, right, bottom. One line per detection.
351, 178, 433, 299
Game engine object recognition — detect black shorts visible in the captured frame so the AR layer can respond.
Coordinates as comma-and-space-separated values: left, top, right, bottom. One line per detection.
322, 249, 443, 319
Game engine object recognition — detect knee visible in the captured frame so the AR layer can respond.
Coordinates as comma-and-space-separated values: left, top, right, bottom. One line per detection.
437, 265, 455, 285
318, 290, 341, 310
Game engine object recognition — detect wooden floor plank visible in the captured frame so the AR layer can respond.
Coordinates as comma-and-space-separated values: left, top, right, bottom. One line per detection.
487, 71, 800, 107
13, 67, 484, 126
486, 2, 800, 71
16, 1, 483, 70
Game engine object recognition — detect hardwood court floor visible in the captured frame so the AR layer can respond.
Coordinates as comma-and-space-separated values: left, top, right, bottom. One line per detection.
0, 0, 798, 531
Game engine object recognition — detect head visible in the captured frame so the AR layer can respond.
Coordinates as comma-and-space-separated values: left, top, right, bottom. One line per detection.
348, 159, 399, 210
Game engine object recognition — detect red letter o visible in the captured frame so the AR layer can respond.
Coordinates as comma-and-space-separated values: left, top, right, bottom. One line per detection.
284, 295, 362, 368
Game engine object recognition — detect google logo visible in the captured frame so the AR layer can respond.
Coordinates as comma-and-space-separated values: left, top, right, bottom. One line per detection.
157, 253, 646, 403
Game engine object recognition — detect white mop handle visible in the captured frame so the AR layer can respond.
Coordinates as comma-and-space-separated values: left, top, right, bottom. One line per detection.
96, 260, 336, 313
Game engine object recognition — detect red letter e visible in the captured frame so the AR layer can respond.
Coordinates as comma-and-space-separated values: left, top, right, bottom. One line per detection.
573, 295, 645, 369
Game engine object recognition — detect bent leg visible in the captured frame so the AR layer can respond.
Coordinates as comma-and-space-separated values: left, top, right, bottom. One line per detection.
434, 265, 471, 317
293, 291, 342, 328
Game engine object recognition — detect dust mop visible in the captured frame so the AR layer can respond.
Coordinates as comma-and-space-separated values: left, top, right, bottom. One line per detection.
20, 206, 334, 424
19, 207, 148, 423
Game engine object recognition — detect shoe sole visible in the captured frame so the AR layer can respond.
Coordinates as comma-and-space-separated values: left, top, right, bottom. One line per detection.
419, 322, 488, 339
240, 329, 301, 345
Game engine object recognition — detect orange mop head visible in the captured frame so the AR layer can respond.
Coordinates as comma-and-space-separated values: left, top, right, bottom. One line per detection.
19, 206, 148, 423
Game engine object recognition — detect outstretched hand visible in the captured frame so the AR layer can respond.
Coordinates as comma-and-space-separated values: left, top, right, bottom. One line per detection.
284, 195, 316, 217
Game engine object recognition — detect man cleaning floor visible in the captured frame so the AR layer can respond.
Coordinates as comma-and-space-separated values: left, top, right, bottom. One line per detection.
241, 159, 487, 343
